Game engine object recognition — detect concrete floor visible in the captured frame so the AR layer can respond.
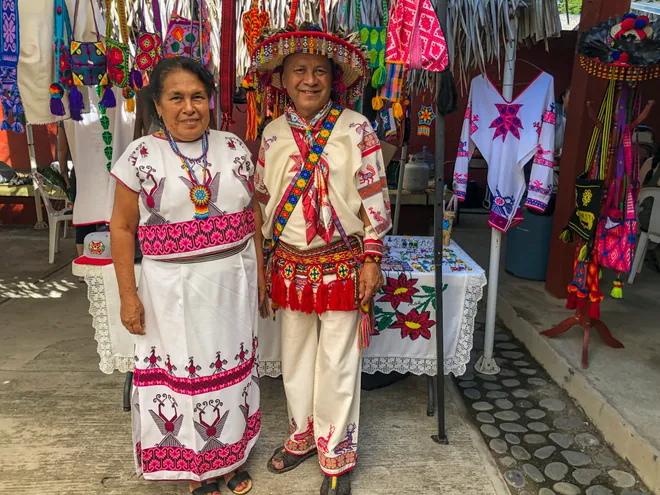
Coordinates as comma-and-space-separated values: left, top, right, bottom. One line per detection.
0, 226, 509, 495
453, 214, 660, 494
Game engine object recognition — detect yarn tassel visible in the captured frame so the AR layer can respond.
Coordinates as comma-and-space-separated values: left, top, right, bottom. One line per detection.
246, 91, 257, 141
1, 119, 9, 131
559, 227, 573, 243
372, 94, 384, 110
392, 100, 404, 120
358, 302, 375, 350
130, 69, 143, 90
315, 281, 329, 315
49, 83, 66, 116
69, 86, 85, 121
566, 284, 578, 310
287, 279, 300, 311
300, 282, 315, 315
576, 289, 588, 309
11, 121, 24, 133
99, 85, 116, 109
611, 280, 623, 299
577, 244, 589, 262
588, 290, 603, 319
271, 271, 287, 309
371, 66, 386, 89
344, 277, 356, 310
329, 280, 343, 311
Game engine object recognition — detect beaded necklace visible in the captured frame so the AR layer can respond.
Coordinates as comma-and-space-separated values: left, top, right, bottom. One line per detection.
165, 128, 212, 220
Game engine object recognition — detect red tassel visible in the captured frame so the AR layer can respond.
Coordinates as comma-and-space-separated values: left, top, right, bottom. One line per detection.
315, 282, 329, 315
588, 299, 601, 319
566, 285, 578, 310
271, 272, 288, 309
288, 280, 300, 311
300, 282, 314, 314
576, 290, 588, 309
329, 281, 343, 311
344, 277, 356, 310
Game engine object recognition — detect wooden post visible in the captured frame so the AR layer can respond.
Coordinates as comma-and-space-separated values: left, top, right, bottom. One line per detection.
544, 0, 632, 298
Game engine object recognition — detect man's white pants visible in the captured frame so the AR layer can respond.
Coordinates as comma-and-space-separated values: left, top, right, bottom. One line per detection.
280, 308, 361, 476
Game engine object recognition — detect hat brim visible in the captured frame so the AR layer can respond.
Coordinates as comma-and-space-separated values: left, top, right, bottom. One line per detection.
74, 255, 113, 266
250, 31, 367, 90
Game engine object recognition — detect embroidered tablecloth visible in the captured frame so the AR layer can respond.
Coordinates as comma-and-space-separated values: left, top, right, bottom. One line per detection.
72, 237, 486, 377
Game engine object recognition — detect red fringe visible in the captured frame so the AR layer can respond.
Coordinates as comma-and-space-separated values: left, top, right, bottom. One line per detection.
300, 282, 315, 314
246, 90, 257, 141
344, 277, 356, 310
271, 272, 288, 309
576, 290, 588, 309
329, 281, 343, 311
566, 290, 578, 310
315, 282, 329, 315
588, 300, 600, 319
288, 280, 300, 311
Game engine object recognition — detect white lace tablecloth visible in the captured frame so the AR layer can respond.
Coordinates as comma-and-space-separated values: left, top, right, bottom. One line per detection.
73, 237, 486, 377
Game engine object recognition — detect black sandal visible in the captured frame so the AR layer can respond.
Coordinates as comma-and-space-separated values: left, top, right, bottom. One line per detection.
267, 446, 317, 474
191, 480, 221, 495
320, 473, 352, 495
225, 470, 252, 495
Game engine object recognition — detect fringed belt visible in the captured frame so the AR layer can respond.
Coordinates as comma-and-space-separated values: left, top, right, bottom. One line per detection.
269, 236, 363, 315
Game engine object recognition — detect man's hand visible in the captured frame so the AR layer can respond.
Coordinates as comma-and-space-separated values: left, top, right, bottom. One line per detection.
120, 294, 146, 335
359, 262, 384, 306
258, 271, 268, 308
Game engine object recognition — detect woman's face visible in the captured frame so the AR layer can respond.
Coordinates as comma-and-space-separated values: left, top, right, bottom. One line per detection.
154, 69, 210, 142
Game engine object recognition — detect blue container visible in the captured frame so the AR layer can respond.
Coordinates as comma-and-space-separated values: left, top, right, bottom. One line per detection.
505, 211, 554, 281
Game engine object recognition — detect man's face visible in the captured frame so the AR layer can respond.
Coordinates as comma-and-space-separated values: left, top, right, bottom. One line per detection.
281, 53, 333, 120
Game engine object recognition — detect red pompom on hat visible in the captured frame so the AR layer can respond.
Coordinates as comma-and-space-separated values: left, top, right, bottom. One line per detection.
620, 17, 636, 32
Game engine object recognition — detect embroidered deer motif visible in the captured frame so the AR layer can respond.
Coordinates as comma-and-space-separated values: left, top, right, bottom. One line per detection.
193, 399, 229, 452
358, 164, 376, 185
149, 394, 184, 447
144, 347, 162, 369
334, 423, 357, 455
291, 416, 314, 442
317, 425, 336, 455
210, 351, 228, 374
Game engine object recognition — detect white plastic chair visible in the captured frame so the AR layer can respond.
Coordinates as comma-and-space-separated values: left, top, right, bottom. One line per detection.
628, 188, 660, 284
32, 172, 73, 264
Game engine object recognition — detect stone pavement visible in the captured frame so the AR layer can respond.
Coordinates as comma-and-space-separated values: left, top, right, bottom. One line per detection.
458, 326, 651, 495
0, 227, 509, 495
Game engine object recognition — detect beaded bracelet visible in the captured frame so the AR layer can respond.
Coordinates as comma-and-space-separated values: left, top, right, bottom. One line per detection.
362, 254, 382, 264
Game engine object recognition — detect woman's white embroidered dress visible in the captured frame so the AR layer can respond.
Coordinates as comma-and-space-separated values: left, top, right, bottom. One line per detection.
111, 130, 260, 482
453, 72, 556, 232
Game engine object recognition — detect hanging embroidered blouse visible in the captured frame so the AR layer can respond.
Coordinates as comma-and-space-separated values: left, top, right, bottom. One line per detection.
69, 0, 108, 120
0, 0, 25, 132
452, 72, 556, 233
50, 0, 73, 117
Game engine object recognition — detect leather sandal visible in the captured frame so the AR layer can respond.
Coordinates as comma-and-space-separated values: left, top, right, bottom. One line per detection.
267, 446, 317, 474
191, 480, 221, 495
320, 473, 351, 495
225, 470, 252, 495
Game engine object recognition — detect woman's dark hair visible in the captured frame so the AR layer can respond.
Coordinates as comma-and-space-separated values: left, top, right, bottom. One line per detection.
145, 57, 216, 126
557, 87, 570, 105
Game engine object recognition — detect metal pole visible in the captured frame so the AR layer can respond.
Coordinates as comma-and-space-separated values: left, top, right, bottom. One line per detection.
26, 125, 47, 229
474, 17, 519, 375
392, 97, 412, 235
432, 0, 448, 446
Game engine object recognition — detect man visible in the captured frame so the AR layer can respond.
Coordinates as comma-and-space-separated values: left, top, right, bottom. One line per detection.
251, 25, 392, 495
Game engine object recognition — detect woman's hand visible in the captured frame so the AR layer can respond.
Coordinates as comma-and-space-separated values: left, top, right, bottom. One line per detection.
258, 271, 268, 308
359, 263, 384, 306
120, 294, 146, 335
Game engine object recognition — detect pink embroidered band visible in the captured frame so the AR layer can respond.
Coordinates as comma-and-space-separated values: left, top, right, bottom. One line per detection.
138, 210, 255, 259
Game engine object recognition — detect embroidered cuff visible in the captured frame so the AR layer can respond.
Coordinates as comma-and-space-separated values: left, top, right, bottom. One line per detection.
453, 173, 468, 202
363, 238, 384, 257
525, 195, 549, 212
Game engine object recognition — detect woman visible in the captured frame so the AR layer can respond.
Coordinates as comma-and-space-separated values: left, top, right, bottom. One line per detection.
110, 57, 265, 495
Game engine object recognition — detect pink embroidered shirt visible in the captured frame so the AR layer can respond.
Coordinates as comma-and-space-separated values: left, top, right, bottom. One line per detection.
111, 130, 256, 260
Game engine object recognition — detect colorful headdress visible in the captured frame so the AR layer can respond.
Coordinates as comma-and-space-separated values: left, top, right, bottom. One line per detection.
245, 1, 367, 140
577, 13, 660, 82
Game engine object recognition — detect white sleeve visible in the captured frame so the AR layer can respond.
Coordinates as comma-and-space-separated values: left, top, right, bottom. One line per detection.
525, 81, 556, 212
453, 84, 476, 201
110, 140, 144, 193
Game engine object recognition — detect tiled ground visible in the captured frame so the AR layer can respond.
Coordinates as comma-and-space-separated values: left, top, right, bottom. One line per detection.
457, 324, 651, 495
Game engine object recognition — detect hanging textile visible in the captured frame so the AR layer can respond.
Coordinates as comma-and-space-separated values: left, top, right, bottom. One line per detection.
220, 0, 236, 129
241, 0, 270, 140
372, 62, 405, 120
135, 0, 163, 79
49, 0, 73, 117
0, 0, 25, 132
69, 0, 108, 121
385, 0, 448, 72
104, 0, 137, 110
356, 0, 388, 90
164, 0, 211, 68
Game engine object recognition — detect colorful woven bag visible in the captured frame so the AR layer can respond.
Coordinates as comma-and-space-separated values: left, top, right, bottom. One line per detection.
0, 0, 25, 132
50, 0, 73, 116
596, 186, 638, 274
104, 0, 138, 110
135, 0, 163, 76
356, 0, 388, 89
164, 0, 211, 68
69, 0, 107, 120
